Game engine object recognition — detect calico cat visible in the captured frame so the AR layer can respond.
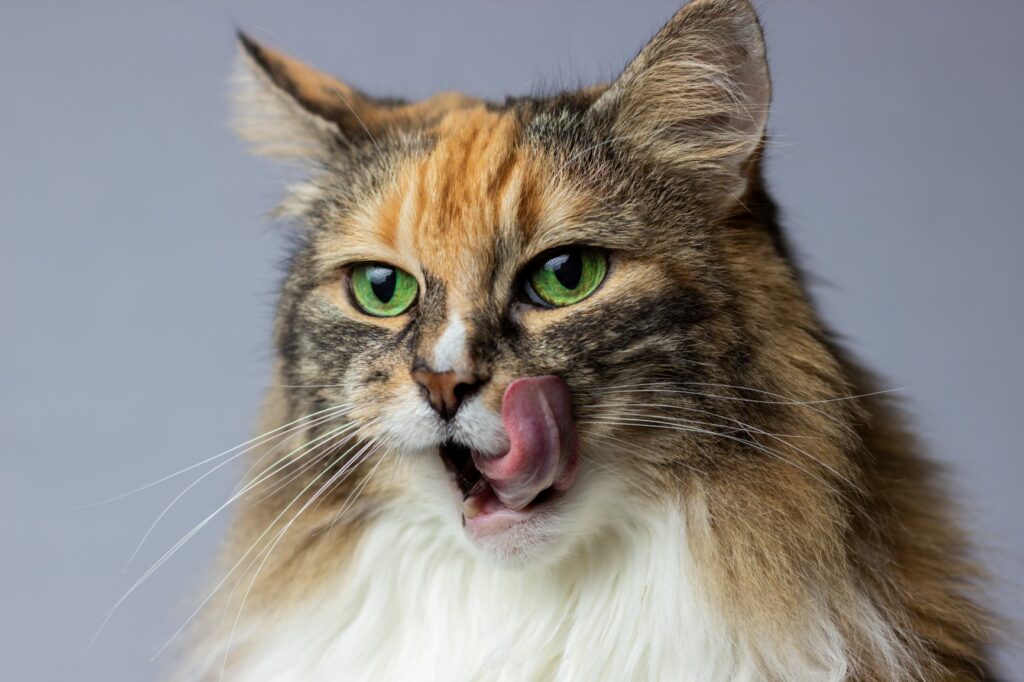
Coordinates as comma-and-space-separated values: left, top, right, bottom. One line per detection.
178, 1, 997, 679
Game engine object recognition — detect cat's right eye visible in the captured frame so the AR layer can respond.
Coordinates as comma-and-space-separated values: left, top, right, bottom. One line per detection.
349, 263, 419, 317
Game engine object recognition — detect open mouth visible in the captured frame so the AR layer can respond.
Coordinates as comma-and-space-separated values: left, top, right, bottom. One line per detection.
439, 442, 558, 522
436, 376, 580, 536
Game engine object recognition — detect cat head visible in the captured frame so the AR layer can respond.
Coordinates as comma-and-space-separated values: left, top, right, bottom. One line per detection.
232, 0, 851, 565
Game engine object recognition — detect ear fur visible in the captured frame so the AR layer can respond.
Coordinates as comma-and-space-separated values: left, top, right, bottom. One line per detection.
231, 32, 362, 161
231, 32, 478, 162
592, 0, 771, 184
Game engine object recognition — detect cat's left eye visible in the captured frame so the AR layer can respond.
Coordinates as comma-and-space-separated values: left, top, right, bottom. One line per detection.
349, 263, 419, 317
522, 248, 608, 308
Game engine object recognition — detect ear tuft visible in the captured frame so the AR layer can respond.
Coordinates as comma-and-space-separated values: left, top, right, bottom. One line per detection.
593, 0, 771, 183
230, 32, 354, 162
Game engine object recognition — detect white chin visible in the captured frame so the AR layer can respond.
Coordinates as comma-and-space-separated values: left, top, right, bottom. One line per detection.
466, 513, 570, 565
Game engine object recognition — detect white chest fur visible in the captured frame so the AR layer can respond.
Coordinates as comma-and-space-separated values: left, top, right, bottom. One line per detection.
196, 502, 762, 682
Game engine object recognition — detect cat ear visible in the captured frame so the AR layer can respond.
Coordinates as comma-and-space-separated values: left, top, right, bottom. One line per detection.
232, 33, 480, 162
592, 0, 770, 187
231, 32, 387, 161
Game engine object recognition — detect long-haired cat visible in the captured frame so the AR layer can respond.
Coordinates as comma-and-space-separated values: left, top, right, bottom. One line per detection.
178, 1, 997, 679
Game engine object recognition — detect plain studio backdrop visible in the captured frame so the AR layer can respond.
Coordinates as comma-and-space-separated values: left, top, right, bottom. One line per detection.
1, 1, 1021, 679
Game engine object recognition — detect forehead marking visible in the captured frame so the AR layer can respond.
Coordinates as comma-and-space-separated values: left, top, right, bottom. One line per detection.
432, 312, 467, 372
405, 110, 526, 273
499, 166, 526, 235
394, 165, 422, 269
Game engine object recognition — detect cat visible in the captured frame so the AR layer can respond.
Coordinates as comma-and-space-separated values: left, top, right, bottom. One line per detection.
177, 1, 997, 679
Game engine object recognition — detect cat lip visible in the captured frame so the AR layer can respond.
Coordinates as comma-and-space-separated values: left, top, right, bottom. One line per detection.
438, 375, 580, 536
461, 478, 561, 537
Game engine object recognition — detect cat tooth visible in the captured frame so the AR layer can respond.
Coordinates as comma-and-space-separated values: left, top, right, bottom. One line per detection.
463, 478, 488, 501
461, 479, 492, 519
462, 493, 482, 519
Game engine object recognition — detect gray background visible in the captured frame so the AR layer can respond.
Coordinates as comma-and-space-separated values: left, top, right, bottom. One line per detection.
1, 1, 1021, 679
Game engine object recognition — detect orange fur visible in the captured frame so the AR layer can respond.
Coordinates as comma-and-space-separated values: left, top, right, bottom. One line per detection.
179, 2, 999, 680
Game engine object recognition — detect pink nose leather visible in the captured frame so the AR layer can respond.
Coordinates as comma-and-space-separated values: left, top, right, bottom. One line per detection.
411, 367, 484, 419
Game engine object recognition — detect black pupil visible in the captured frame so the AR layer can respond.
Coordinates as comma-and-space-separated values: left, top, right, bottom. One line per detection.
544, 252, 583, 290
367, 266, 397, 302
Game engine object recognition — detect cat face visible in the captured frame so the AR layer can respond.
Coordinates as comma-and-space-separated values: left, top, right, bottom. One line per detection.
232, 0, 848, 564
278, 105, 734, 561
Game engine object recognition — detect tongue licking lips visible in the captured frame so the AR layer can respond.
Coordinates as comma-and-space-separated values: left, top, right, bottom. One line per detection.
468, 375, 579, 513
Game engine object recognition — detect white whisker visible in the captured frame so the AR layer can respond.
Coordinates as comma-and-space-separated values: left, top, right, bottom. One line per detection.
75, 403, 353, 510
121, 409, 354, 573
578, 416, 851, 501
91, 420, 359, 648
150, 434, 379, 663
217, 442, 385, 679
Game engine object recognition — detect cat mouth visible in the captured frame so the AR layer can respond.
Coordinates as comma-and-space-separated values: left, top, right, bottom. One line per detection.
438, 441, 568, 536
438, 376, 580, 538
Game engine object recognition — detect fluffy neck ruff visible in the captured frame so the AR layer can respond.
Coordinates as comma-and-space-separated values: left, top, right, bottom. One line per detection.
184, 484, 891, 682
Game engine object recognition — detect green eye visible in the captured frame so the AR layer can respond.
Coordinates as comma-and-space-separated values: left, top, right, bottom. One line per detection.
350, 263, 418, 317
525, 248, 608, 308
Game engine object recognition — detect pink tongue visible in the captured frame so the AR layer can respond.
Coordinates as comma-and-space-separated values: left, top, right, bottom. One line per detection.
471, 376, 579, 511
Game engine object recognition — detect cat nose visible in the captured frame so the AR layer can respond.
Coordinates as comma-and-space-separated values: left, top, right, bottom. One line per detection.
410, 363, 489, 420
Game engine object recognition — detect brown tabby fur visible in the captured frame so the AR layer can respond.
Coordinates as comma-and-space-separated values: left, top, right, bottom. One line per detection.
183, 1, 998, 679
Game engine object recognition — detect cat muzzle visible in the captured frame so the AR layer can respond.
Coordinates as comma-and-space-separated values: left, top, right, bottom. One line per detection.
439, 375, 580, 530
